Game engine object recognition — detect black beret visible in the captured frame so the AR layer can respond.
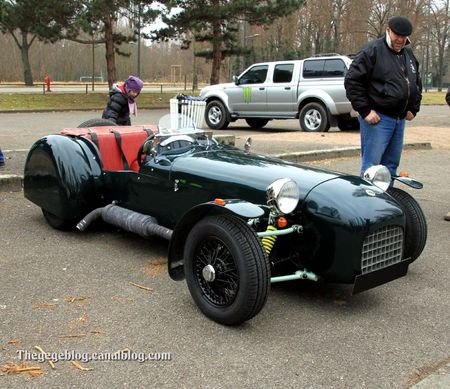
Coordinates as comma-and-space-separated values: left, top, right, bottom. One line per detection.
388, 16, 413, 36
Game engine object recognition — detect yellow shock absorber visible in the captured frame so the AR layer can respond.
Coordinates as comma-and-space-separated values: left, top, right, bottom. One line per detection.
261, 225, 278, 256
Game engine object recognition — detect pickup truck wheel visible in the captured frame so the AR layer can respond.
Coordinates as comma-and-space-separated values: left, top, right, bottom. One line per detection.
205, 100, 230, 130
387, 188, 427, 263
245, 119, 269, 129
77, 118, 117, 128
42, 209, 76, 230
184, 215, 270, 325
299, 103, 330, 132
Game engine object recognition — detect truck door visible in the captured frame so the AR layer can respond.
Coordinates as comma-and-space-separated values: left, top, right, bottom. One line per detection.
264, 63, 296, 115
228, 64, 268, 113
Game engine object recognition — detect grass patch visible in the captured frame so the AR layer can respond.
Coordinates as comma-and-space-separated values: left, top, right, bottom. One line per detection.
0, 92, 175, 111
0, 90, 446, 111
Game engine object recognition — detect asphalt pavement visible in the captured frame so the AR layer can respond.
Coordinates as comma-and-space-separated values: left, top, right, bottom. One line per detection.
0, 109, 449, 388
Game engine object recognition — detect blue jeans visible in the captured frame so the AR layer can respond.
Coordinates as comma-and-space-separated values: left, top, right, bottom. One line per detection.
358, 113, 405, 177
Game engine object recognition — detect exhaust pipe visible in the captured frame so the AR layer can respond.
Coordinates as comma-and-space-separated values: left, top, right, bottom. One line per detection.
77, 204, 173, 241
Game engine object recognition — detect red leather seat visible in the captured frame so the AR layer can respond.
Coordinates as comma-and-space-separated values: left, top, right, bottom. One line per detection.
61, 125, 157, 171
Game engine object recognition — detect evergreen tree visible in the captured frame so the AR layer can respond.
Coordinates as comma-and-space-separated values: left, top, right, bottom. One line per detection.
0, 0, 79, 85
152, 0, 303, 84
66, 0, 164, 87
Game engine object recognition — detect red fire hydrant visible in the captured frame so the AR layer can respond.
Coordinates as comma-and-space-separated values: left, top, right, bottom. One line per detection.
44, 74, 51, 92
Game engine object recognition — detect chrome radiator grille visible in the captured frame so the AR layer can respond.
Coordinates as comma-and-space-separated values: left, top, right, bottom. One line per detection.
361, 226, 404, 274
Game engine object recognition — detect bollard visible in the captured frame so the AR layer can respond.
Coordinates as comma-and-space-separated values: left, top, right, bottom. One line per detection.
86, 84, 88, 94
42, 84, 45, 95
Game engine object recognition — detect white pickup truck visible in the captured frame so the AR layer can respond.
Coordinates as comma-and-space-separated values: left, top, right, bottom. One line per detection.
199, 54, 358, 132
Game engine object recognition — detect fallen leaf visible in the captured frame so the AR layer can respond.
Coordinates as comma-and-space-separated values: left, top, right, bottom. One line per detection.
0, 362, 43, 377
143, 258, 167, 276
90, 330, 105, 336
34, 346, 56, 370
334, 300, 347, 306
65, 296, 91, 304
7, 339, 21, 345
130, 282, 154, 292
59, 333, 87, 339
32, 303, 58, 309
71, 361, 93, 371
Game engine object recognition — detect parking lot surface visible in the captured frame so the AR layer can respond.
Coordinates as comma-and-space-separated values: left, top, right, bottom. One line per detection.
1, 143, 449, 387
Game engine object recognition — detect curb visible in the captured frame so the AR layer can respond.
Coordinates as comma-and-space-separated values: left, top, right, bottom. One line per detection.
274, 142, 432, 163
0, 174, 23, 192
0, 141, 432, 193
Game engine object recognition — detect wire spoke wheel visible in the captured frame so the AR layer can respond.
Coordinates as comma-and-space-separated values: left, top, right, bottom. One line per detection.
184, 215, 270, 325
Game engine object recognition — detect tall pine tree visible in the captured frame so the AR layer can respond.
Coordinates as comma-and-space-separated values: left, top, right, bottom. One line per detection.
152, 0, 303, 84
0, 0, 80, 85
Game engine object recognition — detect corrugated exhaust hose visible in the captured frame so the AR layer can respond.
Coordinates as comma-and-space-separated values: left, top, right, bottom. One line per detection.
76, 204, 173, 241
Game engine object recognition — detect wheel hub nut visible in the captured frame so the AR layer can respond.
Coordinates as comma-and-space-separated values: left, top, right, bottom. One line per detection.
202, 265, 216, 282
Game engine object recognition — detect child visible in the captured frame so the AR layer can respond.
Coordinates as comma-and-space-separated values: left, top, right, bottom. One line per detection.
102, 75, 144, 125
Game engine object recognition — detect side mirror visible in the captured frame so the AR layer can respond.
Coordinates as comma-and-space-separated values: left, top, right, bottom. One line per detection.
232, 75, 239, 85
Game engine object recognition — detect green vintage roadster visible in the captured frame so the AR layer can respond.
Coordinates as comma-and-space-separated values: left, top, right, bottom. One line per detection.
24, 114, 427, 325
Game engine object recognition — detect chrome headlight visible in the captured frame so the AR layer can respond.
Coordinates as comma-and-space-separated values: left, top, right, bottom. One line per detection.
267, 178, 300, 214
363, 165, 391, 191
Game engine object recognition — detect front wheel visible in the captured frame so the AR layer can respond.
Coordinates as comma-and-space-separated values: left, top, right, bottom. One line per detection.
299, 102, 330, 132
205, 100, 230, 130
245, 119, 269, 129
387, 187, 427, 262
184, 215, 270, 325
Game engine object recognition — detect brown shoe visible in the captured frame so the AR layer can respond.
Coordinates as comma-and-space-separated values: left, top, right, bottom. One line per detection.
445, 212, 450, 221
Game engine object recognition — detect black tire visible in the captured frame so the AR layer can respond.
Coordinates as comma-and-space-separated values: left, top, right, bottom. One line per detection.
387, 187, 427, 263
245, 118, 269, 129
77, 118, 117, 128
299, 102, 330, 132
42, 209, 76, 230
205, 100, 230, 130
337, 116, 360, 131
184, 215, 270, 325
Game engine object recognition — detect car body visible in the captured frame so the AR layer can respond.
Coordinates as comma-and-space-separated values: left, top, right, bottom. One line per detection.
199, 54, 359, 132
23, 115, 427, 325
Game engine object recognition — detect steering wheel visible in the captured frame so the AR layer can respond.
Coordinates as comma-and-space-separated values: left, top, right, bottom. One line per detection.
137, 134, 155, 167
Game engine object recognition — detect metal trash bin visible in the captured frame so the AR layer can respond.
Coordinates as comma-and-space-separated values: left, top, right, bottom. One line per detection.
170, 94, 206, 129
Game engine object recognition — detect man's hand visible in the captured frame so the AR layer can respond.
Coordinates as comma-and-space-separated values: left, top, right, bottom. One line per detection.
364, 110, 381, 125
405, 111, 415, 121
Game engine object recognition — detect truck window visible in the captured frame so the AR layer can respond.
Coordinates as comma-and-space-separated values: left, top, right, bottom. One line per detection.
273, 64, 294, 83
323, 59, 347, 77
239, 65, 268, 84
302, 60, 325, 78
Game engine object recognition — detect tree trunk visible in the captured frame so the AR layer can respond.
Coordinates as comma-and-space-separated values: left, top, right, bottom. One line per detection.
20, 32, 34, 86
210, 18, 222, 85
104, 17, 116, 88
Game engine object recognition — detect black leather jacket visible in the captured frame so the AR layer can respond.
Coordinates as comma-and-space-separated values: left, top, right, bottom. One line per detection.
344, 36, 422, 119
102, 84, 131, 125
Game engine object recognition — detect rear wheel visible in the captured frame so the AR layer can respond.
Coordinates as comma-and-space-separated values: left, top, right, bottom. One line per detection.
42, 209, 76, 230
387, 187, 427, 262
77, 118, 117, 128
205, 100, 230, 130
245, 119, 269, 129
184, 215, 270, 325
299, 102, 330, 132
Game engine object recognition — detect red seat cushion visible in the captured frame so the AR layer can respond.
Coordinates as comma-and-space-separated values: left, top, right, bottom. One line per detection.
61, 125, 157, 171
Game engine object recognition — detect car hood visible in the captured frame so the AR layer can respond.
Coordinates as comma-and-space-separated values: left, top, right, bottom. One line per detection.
171, 147, 340, 200
200, 83, 235, 95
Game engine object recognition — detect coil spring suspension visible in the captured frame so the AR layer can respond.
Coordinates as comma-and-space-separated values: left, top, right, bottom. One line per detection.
261, 225, 278, 255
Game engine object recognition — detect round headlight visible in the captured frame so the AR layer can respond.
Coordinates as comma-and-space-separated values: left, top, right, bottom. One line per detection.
363, 165, 391, 191
267, 178, 300, 214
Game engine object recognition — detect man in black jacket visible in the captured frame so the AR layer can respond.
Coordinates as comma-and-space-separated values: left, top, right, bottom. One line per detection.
344, 16, 422, 179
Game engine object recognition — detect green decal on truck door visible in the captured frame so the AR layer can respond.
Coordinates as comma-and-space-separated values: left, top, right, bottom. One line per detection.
243, 87, 252, 103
